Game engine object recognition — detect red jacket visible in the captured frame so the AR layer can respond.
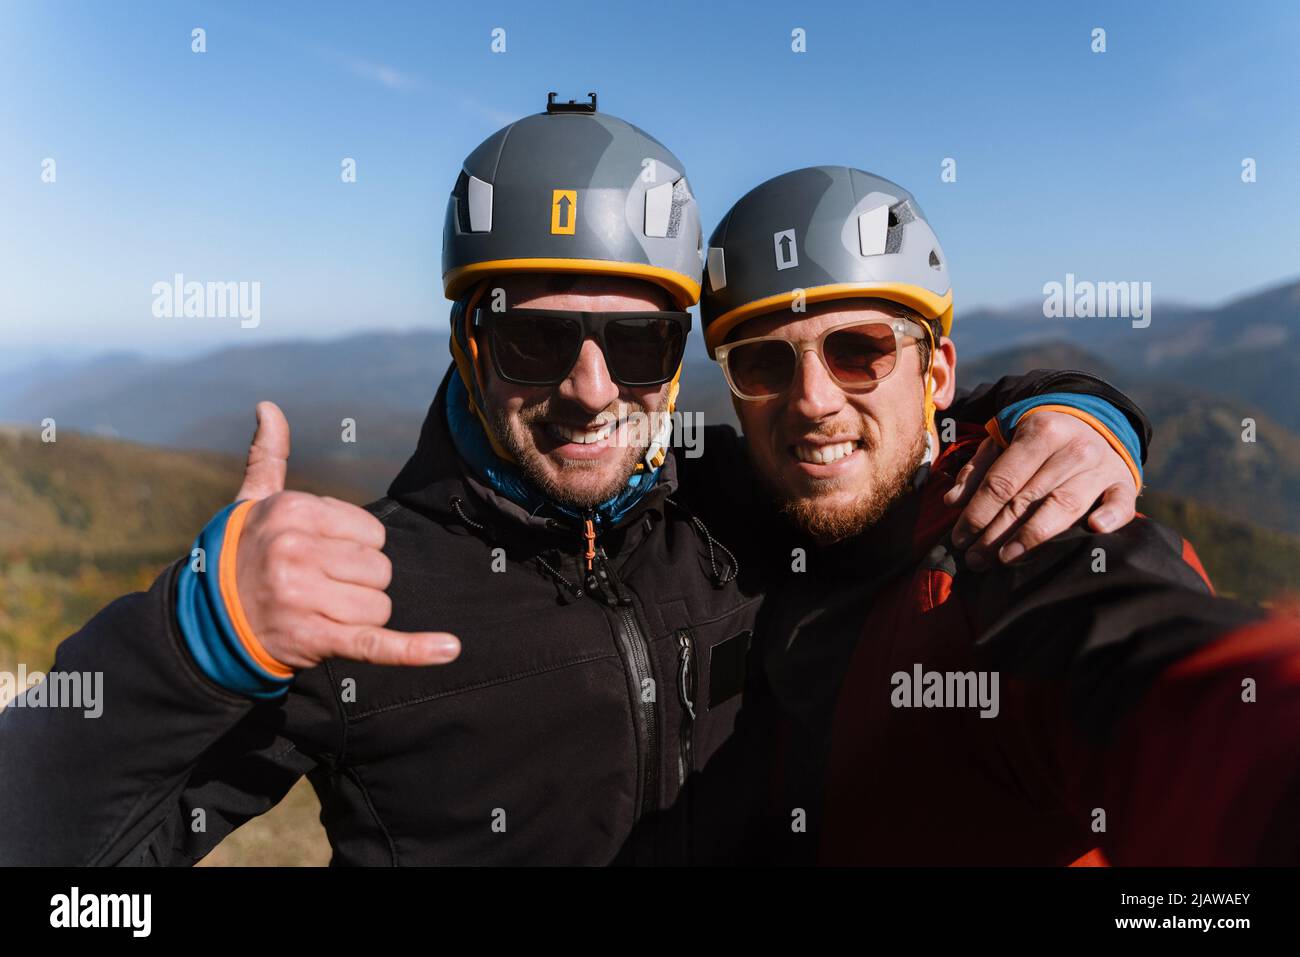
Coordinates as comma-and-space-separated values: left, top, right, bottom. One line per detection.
757, 426, 1299, 865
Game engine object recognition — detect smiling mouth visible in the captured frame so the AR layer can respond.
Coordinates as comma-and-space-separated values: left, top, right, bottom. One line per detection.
791, 439, 864, 465
545, 420, 621, 445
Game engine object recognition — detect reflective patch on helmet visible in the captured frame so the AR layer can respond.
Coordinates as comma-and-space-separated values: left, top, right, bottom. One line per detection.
453, 170, 472, 234
884, 199, 916, 254
666, 177, 691, 240
773, 229, 798, 271
857, 204, 890, 256
550, 189, 577, 235
707, 247, 727, 291
644, 180, 674, 237
467, 175, 493, 233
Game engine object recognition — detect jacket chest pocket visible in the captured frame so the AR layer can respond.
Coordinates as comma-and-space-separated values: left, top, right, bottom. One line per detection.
656, 599, 762, 783
649, 607, 766, 865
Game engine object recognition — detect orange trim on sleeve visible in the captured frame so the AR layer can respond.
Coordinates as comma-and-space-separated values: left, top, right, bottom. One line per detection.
1181, 537, 1216, 595
1016, 404, 1143, 494
984, 417, 1009, 449
218, 499, 295, 679
1068, 848, 1109, 867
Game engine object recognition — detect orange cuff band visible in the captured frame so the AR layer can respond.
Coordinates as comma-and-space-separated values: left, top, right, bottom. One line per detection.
218, 499, 294, 679
1006, 404, 1144, 493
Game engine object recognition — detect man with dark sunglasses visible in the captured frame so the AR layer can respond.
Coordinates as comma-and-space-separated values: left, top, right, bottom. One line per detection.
682, 165, 1300, 865
1, 100, 1152, 866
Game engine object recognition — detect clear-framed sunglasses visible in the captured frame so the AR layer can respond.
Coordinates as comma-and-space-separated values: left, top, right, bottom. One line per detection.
715, 316, 930, 401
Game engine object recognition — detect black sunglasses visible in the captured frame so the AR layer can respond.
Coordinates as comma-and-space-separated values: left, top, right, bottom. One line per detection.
473, 307, 692, 387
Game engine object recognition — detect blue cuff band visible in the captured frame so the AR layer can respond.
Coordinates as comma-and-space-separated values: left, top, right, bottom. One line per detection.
994, 392, 1143, 480
175, 502, 293, 699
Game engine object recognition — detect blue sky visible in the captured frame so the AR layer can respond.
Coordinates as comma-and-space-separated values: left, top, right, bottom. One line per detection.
2, 0, 1298, 362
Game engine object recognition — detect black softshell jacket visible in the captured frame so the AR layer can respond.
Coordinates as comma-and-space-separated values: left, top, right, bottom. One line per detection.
0, 367, 1149, 865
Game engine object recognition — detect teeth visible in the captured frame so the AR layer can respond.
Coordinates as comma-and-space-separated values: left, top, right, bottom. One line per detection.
550, 421, 616, 445
794, 441, 858, 465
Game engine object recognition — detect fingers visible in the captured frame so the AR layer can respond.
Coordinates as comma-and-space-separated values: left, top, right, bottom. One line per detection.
950, 433, 1056, 551
307, 576, 393, 627
951, 408, 1145, 568
253, 491, 386, 550
315, 537, 393, 590
962, 441, 1137, 568
990, 473, 1098, 564
314, 618, 461, 667
257, 532, 392, 622
1087, 482, 1138, 534
943, 437, 1000, 511
310, 496, 386, 549
237, 401, 292, 501
960, 438, 1091, 565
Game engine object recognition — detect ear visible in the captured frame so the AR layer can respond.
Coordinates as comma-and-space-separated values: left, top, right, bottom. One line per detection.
929, 336, 958, 410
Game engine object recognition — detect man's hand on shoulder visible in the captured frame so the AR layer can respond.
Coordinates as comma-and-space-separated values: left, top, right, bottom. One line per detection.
943, 409, 1139, 571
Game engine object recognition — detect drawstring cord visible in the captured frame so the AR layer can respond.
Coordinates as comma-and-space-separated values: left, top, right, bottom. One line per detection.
451, 496, 584, 598
450, 496, 487, 532
666, 498, 739, 586
536, 553, 584, 598
450, 495, 738, 594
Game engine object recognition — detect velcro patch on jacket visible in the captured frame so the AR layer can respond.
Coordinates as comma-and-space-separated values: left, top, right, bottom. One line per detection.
709, 631, 752, 709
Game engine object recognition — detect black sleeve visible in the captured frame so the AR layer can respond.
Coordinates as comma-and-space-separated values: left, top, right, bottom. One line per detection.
0, 559, 341, 865
961, 517, 1296, 864
949, 369, 1152, 463
967, 517, 1262, 743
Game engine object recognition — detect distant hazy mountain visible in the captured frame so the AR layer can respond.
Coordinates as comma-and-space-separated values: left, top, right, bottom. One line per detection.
0, 333, 450, 499
0, 336, 742, 499
959, 277, 1298, 359
3, 276, 1295, 505
961, 342, 1300, 537
959, 278, 1300, 429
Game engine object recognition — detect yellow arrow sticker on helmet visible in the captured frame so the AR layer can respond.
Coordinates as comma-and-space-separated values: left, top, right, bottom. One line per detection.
550, 190, 577, 235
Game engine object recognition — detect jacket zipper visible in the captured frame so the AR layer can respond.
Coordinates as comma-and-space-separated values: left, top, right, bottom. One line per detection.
676, 628, 697, 863
583, 520, 660, 832
676, 629, 696, 786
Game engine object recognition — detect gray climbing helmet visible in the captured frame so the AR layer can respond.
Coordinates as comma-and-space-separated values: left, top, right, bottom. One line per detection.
700, 166, 952, 356
442, 92, 703, 308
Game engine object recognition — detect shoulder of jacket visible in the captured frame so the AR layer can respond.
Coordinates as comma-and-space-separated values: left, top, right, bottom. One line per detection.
983, 514, 1214, 598
364, 497, 403, 524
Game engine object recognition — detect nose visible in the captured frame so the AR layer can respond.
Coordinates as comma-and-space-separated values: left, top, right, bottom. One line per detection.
787, 348, 846, 421
556, 338, 620, 414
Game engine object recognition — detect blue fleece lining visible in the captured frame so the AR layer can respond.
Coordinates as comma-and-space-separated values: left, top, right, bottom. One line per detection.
175, 502, 293, 699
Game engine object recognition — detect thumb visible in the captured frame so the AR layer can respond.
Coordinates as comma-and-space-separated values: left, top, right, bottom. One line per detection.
236, 401, 291, 501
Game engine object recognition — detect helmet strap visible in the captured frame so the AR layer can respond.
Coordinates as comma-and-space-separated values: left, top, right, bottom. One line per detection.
450, 281, 519, 465
921, 318, 938, 438
642, 365, 682, 470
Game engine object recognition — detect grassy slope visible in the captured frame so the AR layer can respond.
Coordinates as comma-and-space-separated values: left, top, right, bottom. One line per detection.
1138, 490, 1300, 604
0, 426, 365, 866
